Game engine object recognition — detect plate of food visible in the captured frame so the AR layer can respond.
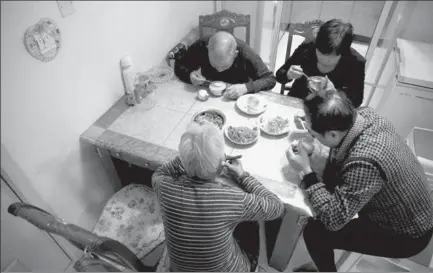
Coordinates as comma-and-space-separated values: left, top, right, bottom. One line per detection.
236, 94, 268, 115
259, 115, 290, 136
192, 109, 226, 130
225, 122, 260, 146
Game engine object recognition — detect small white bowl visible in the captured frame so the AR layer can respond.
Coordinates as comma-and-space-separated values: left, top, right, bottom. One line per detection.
209, 81, 226, 96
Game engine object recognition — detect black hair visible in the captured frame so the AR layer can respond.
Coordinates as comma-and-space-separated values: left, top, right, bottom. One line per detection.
303, 90, 356, 134
316, 19, 354, 55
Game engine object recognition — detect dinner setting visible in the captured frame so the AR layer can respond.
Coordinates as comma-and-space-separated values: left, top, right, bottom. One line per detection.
78, 14, 433, 272
3, 1, 433, 273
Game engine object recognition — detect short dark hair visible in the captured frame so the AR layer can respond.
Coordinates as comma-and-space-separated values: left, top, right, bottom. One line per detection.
316, 19, 354, 55
304, 90, 356, 134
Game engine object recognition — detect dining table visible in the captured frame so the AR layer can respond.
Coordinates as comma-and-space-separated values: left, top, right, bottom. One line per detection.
80, 78, 316, 271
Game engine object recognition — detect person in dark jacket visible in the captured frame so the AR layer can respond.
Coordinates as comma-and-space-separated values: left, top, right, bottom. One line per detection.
276, 19, 366, 107
174, 31, 276, 100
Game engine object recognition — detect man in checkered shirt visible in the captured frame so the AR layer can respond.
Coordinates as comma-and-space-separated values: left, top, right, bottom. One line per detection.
286, 90, 433, 272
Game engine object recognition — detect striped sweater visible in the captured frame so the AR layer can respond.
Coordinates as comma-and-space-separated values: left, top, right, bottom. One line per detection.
152, 157, 285, 272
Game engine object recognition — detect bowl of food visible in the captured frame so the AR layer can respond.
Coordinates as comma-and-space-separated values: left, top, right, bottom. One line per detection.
225, 122, 260, 146
192, 109, 226, 129
308, 76, 327, 92
259, 115, 290, 136
209, 81, 227, 96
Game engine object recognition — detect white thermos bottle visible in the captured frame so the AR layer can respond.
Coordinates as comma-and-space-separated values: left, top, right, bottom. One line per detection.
120, 56, 137, 106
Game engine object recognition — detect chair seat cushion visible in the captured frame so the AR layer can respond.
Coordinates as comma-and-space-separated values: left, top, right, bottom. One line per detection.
93, 184, 165, 259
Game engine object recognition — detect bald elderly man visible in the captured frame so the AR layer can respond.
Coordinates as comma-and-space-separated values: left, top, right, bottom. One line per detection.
174, 31, 276, 99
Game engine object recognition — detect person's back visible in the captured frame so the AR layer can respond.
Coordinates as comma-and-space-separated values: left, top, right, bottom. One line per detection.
349, 107, 433, 236
156, 173, 252, 271
152, 122, 284, 271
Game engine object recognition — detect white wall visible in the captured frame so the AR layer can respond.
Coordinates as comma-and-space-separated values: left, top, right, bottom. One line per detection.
401, 1, 433, 44
222, 1, 259, 50
1, 1, 213, 233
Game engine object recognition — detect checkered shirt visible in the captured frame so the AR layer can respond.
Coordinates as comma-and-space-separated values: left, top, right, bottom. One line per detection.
306, 107, 433, 237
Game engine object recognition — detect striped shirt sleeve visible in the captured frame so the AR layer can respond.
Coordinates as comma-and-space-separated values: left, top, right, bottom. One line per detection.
238, 175, 285, 221
305, 160, 384, 231
152, 156, 186, 191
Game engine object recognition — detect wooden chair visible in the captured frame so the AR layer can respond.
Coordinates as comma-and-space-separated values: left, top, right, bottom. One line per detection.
280, 20, 324, 95
199, 9, 251, 45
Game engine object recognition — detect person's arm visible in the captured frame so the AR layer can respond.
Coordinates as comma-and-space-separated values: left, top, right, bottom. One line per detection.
151, 156, 186, 191
340, 56, 366, 108
302, 159, 384, 231
275, 43, 310, 84
243, 49, 277, 92
237, 174, 285, 221
174, 39, 206, 84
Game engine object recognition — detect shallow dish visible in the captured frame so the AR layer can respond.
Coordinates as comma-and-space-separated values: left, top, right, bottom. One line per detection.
259, 115, 290, 136
225, 121, 260, 146
236, 94, 268, 115
192, 109, 226, 130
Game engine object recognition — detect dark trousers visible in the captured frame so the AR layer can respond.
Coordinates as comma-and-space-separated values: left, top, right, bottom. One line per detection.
234, 221, 260, 272
304, 218, 433, 272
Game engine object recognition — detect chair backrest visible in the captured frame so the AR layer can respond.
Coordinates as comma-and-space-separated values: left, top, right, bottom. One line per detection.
7, 202, 153, 272
199, 9, 251, 45
289, 20, 324, 44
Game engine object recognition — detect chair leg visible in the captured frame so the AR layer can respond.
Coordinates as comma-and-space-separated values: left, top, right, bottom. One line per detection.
337, 251, 363, 272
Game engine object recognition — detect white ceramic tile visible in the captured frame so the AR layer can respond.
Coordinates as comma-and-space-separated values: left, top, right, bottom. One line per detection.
109, 105, 186, 146
163, 114, 195, 151
232, 133, 299, 184
164, 114, 234, 155
153, 81, 197, 113
189, 95, 238, 115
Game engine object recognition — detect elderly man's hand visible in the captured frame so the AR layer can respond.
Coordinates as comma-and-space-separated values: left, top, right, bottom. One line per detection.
190, 69, 206, 87
223, 159, 245, 180
224, 84, 248, 100
286, 141, 311, 173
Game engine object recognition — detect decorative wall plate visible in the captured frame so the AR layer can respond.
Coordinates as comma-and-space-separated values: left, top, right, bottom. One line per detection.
24, 18, 61, 62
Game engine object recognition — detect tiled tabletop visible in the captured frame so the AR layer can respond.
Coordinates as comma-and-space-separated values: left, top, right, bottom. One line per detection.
81, 80, 314, 217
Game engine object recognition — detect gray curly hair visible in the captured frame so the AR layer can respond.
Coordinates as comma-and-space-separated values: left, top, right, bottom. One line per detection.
178, 122, 226, 180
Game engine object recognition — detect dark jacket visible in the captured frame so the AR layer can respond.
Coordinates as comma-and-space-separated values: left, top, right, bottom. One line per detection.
175, 36, 276, 93
276, 42, 366, 108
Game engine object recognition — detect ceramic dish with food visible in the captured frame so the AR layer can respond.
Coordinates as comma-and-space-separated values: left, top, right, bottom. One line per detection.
259, 115, 290, 136
225, 122, 260, 146
209, 81, 227, 96
192, 109, 226, 129
236, 94, 268, 115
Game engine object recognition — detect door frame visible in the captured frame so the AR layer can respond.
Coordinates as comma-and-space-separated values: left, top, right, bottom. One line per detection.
365, 0, 417, 106
1, 143, 82, 261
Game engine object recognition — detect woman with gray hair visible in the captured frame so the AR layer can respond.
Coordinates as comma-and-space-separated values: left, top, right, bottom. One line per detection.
152, 122, 284, 272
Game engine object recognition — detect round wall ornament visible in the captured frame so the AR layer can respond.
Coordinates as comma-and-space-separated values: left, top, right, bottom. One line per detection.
24, 18, 61, 62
